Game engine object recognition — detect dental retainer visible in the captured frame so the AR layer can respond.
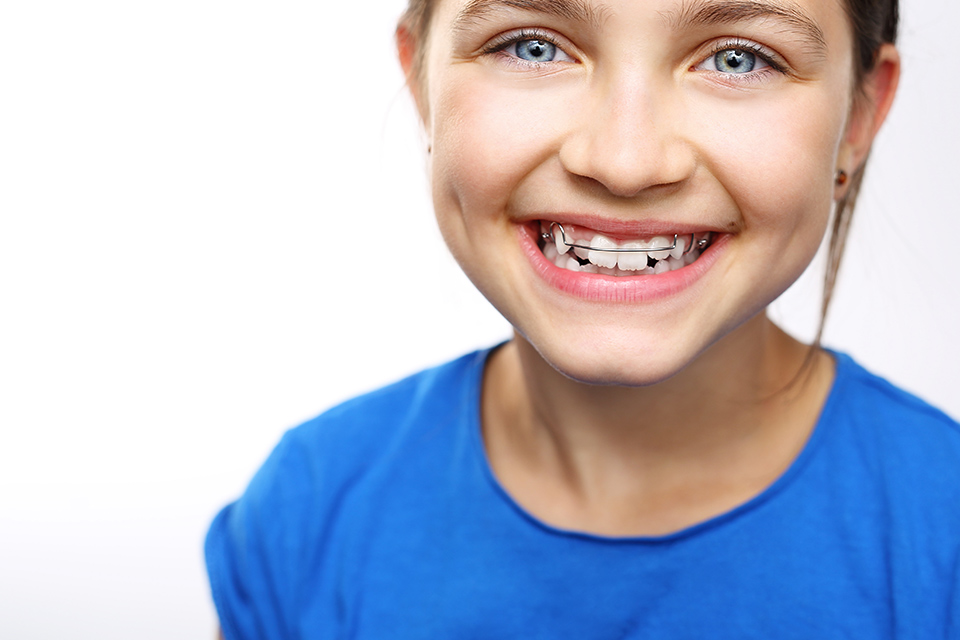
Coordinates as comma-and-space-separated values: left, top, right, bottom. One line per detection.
541, 222, 708, 254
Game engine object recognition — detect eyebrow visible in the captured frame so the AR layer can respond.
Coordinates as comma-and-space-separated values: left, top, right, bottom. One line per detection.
452, 0, 611, 32
665, 0, 827, 54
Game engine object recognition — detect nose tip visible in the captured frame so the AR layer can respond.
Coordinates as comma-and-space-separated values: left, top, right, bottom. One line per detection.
559, 81, 694, 198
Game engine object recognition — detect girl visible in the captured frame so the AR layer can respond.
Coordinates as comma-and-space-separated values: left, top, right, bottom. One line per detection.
207, 0, 960, 636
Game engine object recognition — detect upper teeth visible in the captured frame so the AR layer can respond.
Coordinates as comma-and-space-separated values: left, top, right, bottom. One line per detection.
540, 222, 711, 276
669, 235, 687, 260
547, 222, 680, 253
587, 235, 618, 268
617, 241, 650, 271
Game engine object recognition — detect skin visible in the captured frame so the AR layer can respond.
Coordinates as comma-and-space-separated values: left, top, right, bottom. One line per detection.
396, 0, 899, 537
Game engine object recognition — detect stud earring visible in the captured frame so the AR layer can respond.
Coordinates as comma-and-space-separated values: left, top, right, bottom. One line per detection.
835, 169, 848, 186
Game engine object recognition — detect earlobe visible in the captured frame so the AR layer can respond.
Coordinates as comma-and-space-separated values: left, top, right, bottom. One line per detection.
839, 44, 901, 176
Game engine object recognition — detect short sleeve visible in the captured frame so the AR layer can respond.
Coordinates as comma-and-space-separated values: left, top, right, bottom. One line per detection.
205, 431, 315, 640
949, 553, 960, 639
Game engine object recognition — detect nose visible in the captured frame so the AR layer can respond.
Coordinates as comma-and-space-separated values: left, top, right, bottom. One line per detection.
559, 71, 695, 198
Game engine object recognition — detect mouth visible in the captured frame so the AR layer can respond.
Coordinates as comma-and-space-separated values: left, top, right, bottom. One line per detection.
536, 220, 716, 277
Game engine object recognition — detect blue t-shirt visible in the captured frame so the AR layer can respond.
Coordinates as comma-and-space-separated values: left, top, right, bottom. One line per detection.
206, 348, 960, 639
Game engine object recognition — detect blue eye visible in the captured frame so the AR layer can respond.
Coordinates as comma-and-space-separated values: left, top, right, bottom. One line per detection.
512, 39, 560, 63
715, 49, 755, 73
485, 31, 575, 66
698, 46, 772, 75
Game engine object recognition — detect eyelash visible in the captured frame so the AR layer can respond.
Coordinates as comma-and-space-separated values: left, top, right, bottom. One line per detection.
703, 38, 787, 76
480, 28, 572, 67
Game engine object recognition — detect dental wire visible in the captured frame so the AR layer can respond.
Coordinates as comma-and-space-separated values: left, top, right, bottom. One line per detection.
542, 222, 703, 254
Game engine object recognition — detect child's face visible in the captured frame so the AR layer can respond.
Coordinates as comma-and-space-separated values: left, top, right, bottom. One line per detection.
413, 0, 862, 385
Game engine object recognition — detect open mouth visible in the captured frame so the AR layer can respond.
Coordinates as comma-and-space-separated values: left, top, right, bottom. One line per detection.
537, 221, 715, 277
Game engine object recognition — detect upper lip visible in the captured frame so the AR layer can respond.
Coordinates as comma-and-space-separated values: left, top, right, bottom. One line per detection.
525, 214, 729, 240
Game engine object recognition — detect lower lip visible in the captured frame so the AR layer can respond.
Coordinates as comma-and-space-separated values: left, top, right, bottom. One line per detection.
519, 224, 727, 304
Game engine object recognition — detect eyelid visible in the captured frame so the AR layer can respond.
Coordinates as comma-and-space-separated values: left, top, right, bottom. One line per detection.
696, 38, 789, 76
480, 27, 578, 62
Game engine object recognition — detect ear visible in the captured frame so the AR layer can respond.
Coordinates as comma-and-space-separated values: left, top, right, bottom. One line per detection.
837, 44, 901, 184
396, 22, 431, 127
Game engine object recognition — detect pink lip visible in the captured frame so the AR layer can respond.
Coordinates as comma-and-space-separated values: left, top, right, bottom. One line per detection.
519, 223, 728, 304
526, 215, 725, 241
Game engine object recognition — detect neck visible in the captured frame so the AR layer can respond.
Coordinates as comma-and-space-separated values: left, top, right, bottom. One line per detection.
481, 314, 834, 536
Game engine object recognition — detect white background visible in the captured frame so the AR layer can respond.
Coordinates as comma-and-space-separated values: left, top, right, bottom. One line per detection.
1, 0, 957, 637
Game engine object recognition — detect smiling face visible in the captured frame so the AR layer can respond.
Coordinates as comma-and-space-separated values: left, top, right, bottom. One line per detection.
401, 0, 887, 386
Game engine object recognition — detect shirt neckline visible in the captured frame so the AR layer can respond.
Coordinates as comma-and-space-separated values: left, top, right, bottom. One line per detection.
464, 345, 849, 545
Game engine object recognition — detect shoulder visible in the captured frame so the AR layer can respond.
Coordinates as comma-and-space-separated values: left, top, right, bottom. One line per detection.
828, 351, 960, 450
810, 353, 960, 625
820, 351, 960, 514
241, 346, 491, 512
288, 346, 489, 466
206, 347, 493, 639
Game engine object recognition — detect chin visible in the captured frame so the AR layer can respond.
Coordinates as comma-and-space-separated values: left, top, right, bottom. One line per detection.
560, 358, 691, 388
522, 332, 701, 388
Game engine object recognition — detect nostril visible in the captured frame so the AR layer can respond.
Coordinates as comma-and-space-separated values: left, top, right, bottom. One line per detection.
558, 110, 695, 199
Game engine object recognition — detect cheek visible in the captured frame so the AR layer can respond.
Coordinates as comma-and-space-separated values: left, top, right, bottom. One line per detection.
430, 72, 572, 220
697, 89, 845, 235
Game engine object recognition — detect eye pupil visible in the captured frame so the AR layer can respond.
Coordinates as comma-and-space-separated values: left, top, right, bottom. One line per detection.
517, 39, 556, 62
725, 50, 745, 68
715, 49, 756, 73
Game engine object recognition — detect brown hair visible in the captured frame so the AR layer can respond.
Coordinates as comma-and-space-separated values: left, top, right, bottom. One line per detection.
399, 0, 900, 343
819, 0, 898, 344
